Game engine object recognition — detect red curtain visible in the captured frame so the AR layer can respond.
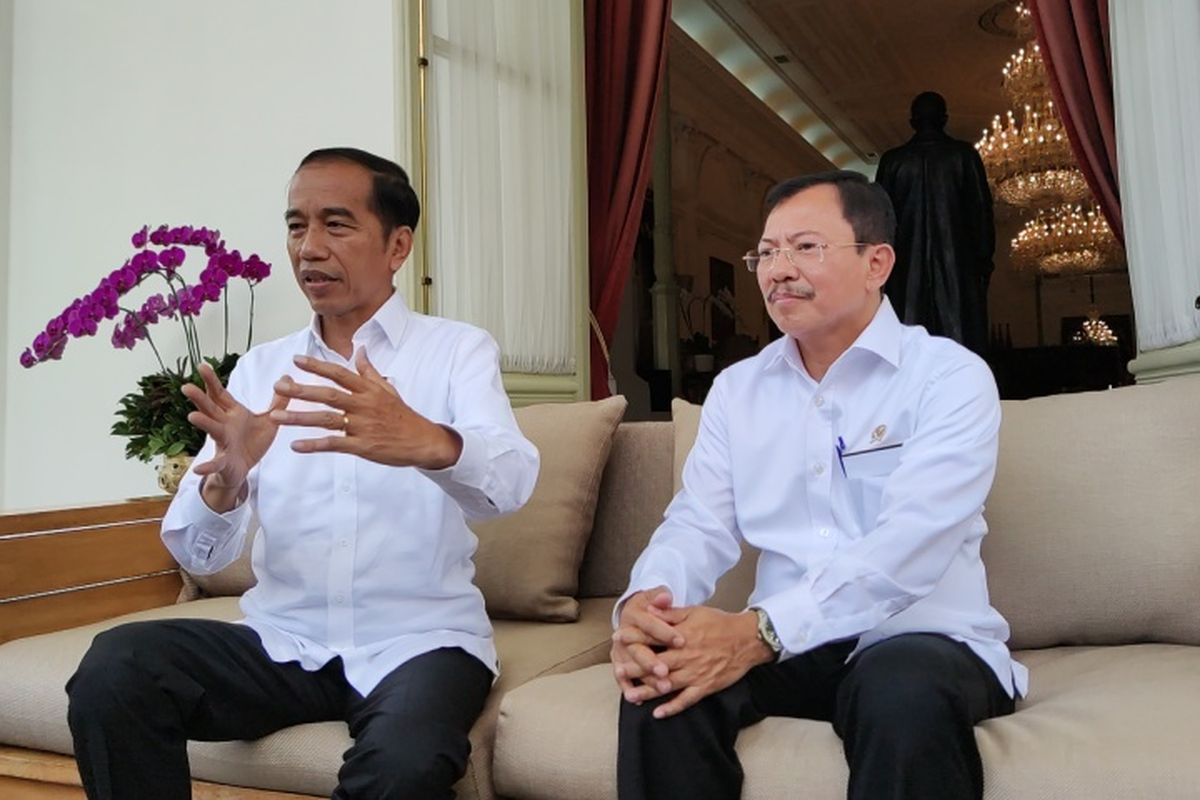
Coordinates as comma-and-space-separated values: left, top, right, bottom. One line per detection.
1030, 0, 1123, 244
585, 0, 672, 399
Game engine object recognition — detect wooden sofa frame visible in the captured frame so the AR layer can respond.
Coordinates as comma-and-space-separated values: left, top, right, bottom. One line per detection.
0, 498, 310, 799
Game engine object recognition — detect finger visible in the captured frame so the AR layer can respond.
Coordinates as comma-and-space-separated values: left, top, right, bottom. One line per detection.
612, 627, 657, 648
267, 389, 290, 414
293, 354, 371, 393
354, 349, 390, 387
270, 409, 348, 430
273, 376, 354, 410
182, 382, 224, 420
630, 610, 685, 649
291, 435, 356, 454
186, 411, 225, 441
627, 642, 669, 679
648, 589, 674, 610
191, 453, 226, 477
654, 686, 706, 719
624, 681, 667, 704
647, 605, 689, 625
197, 362, 234, 410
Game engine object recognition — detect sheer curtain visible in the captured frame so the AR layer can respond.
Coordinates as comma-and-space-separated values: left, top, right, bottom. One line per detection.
1110, 0, 1200, 351
426, 0, 578, 374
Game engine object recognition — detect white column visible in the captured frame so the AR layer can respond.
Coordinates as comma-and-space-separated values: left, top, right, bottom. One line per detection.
1111, 0, 1200, 380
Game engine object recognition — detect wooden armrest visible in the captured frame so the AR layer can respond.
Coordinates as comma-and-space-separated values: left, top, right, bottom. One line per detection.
0, 497, 182, 644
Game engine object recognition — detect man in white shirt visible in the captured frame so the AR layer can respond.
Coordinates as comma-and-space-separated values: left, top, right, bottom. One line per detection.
612, 171, 1023, 800
66, 148, 539, 800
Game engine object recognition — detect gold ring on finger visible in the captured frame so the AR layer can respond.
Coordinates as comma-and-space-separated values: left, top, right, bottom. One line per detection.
342, 414, 351, 431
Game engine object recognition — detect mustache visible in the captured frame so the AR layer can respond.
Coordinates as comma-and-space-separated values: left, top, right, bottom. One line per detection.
768, 283, 815, 302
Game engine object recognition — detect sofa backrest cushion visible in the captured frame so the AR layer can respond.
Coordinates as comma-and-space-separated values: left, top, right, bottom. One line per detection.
579, 422, 675, 598
472, 395, 628, 621
985, 378, 1200, 649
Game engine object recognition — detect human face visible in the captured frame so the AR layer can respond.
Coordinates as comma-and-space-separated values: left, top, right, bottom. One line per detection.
755, 184, 893, 351
286, 160, 412, 341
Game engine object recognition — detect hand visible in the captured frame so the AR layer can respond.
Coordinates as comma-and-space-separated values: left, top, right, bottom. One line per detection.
269, 351, 463, 469
640, 606, 773, 719
611, 587, 684, 702
182, 362, 288, 513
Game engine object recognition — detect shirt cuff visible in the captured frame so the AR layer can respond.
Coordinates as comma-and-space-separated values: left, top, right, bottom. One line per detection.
755, 586, 823, 659
418, 428, 497, 506
177, 480, 252, 569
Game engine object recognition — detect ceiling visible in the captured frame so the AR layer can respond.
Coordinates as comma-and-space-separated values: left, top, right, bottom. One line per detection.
680, 0, 1033, 167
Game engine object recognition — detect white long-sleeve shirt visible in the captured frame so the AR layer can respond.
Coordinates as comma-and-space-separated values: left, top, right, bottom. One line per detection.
623, 299, 1027, 697
163, 292, 539, 695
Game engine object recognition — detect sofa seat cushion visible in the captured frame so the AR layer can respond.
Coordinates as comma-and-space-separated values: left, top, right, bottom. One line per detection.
494, 645, 1200, 800
0, 596, 616, 799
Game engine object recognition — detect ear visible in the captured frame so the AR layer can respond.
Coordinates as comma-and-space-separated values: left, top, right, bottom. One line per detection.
865, 243, 895, 293
387, 226, 414, 275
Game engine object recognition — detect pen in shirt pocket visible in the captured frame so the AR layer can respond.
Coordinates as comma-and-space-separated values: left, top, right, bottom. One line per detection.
836, 436, 847, 477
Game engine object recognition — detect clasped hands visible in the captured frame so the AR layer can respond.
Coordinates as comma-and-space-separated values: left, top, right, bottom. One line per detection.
182, 351, 461, 513
610, 587, 776, 719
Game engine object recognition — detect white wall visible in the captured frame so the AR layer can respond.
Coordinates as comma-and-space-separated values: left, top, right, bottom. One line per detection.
0, 0, 12, 509
3, 0, 401, 510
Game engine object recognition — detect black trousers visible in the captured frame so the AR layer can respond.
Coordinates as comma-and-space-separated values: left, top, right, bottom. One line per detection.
618, 633, 1015, 800
66, 618, 493, 800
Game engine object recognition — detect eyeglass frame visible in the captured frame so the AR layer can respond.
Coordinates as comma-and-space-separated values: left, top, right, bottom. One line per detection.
742, 242, 878, 273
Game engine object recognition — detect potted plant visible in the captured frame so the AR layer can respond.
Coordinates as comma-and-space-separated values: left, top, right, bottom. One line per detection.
18, 224, 271, 492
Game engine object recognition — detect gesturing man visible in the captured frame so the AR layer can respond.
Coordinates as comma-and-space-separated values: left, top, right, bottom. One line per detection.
67, 147, 539, 800
613, 171, 1024, 800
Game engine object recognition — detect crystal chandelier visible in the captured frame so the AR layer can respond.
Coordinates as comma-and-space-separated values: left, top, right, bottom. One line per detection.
1011, 204, 1123, 275
976, 41, 1091, 208
1071, 308, 1119, 346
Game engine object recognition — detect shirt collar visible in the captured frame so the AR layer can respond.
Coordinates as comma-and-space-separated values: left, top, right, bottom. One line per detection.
762, 296, 903, 375
305, 290, 411, 358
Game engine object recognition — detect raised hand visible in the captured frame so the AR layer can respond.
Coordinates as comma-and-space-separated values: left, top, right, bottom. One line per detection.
611, 587, 684, 702
268, 351, 462, 470
182, 362, 288, 512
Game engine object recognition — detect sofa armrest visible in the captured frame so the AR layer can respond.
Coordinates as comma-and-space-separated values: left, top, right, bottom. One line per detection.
0, 497, 181, 644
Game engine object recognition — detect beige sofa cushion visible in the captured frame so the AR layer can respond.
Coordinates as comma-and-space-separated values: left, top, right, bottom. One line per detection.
985, 379, 1200, 649
0, 595, 616, 799
494, 645, 1200, 799
472, 396, 627, 621
579, 422, 676, 598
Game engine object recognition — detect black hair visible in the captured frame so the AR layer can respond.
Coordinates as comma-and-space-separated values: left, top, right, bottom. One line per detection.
297, 147, 420, 235
764, 170, 896, 247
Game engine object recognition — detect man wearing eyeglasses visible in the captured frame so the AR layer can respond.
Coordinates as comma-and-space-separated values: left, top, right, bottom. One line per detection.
612, 171, 1024, 800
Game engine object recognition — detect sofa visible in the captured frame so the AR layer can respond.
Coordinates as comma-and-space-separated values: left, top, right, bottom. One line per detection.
2, 378, 1199, 798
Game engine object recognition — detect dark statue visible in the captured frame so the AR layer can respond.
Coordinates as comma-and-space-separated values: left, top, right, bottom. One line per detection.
876, 92, 995, 355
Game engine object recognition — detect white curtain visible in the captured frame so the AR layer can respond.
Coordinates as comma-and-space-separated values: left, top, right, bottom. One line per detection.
426, 0, 578, 374
1110, 0, 1200, 351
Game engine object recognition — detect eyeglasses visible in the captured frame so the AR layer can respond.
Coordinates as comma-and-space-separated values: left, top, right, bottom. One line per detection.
742, 242, 874, 272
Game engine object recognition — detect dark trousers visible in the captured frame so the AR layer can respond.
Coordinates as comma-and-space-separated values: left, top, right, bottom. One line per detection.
618, 633, 1015, 800
66, 618, 493, 800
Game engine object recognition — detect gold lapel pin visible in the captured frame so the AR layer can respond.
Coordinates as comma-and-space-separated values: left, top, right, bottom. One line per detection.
871, 424, 887, 444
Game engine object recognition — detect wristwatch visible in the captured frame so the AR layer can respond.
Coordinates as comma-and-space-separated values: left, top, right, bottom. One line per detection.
750, 606, 784, 659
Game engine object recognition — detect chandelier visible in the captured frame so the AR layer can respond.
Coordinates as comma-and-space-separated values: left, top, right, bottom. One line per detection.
1011, 204, 1123, 275
976, 42, 1090, 208
1071, 308, 1119, 346
977, 2, 1124, 277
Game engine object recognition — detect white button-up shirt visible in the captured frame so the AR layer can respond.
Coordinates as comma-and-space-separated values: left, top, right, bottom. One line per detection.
624, 299, 1028, 697
163, 293, 539, 695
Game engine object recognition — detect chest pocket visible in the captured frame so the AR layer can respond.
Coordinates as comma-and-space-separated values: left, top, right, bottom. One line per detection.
843, 444, 903, 531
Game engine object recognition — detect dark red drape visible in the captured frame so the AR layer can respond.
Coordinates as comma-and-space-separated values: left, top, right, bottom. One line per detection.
585, 0, 671, 399
1030, 0, 1123, 244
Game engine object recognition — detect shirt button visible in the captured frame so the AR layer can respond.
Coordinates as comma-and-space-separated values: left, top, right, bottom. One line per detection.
819, 528, 830, 538
338, 538, 349, 548
334, 593, 345, 605
340, 483, 351, 494
813, 395, 825, 408
813, 463, 826, 476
